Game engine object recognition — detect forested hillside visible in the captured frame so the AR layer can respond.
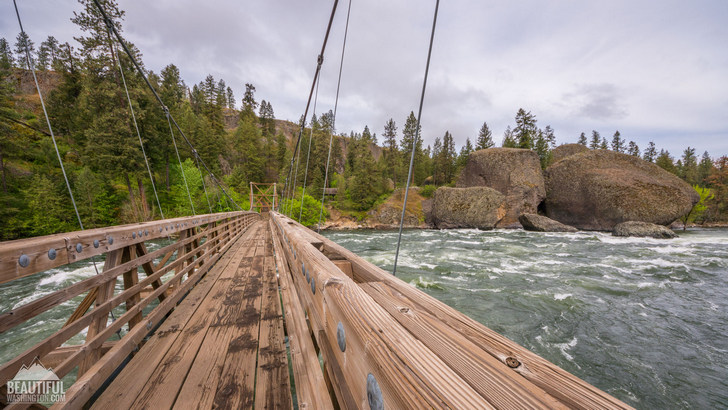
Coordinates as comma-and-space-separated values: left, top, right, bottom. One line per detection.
1, 0, 727, 240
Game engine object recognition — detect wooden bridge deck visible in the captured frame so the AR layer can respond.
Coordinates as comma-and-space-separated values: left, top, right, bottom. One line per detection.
92, 221, 293, 409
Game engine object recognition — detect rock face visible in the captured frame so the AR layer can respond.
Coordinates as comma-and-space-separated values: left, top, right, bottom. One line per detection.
518, 213, 578, 232
457, 148, 546, 227
431, 187, 506, 229
364, 188, 426, 229
613, 221, 677, 239
552, 143, 589, 163
544, 150, 699, 230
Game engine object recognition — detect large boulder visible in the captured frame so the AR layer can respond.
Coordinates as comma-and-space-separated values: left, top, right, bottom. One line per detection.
552, 143, 589, 163
613, 221, 677, 239
519, 213, 578, 232
432, 187, 506, 229
457, 148, 545, 227
544, 150, 699, 230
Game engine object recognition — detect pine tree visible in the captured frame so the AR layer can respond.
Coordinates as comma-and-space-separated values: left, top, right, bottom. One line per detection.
14, 32, 35, 69
577, 132, 587, 146
513, 108, 537, 149
643, 141, 657, 162
457, 137, 474, 169
611, 131, 625, 153
241, 83, 258, 119
600, 137, 609, 150
382, 118, 399, 186
589, 130, 601, 149
697, 151, 713, 186
627, 141, 640, 157
502, 126, 516, 148
681, 147, 698, 185
476, 121, 494, 150
400, 111, 425, 184
656, 149, 677, 174
0, 38, 14, 69
226, 86, 235, 109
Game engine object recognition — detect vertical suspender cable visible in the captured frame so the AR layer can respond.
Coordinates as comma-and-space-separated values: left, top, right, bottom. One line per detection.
392, 0, 440, 276
166, 111, 196, 215
299, 73, 320, 222
280, 0, 339, 213
13, 0, 84, 231
318, 0, 352, 233
289, 120, 303, 216
111, 33, 165, 220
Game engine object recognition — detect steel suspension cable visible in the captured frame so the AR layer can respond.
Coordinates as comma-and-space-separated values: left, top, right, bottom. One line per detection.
392, 0, 440, 276
111, 32, 165, 220
166, 111, 196, 215
299, 72, 321, 222
92, 0, 242, 212
288, 118, 304, 216
280, 0, 340, 212
317, 0, 352, 233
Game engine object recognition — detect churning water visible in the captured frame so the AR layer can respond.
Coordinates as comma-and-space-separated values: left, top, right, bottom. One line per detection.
323, 228, 728, 409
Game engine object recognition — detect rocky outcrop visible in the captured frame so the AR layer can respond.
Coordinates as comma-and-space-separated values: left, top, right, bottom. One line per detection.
613, 221, 677, 239
457, 148, 545, 227
364, 188, 426, 229
518, 213, 578, 232
431, 187, 506, 229
544, 150, 699, 230
552, 143, 589, 163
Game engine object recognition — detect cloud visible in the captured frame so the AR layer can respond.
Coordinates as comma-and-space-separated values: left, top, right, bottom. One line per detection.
563, 83, 628, 121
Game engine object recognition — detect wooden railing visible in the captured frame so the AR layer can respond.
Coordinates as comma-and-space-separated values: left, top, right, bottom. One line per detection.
270, 211, 631, 409
0, 211, 260, 407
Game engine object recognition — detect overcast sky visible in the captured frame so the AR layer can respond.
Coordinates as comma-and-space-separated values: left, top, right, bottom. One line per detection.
2, 0, 727, 158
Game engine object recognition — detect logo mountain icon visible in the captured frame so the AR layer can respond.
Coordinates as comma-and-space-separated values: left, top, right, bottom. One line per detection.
12, 358, 59, 382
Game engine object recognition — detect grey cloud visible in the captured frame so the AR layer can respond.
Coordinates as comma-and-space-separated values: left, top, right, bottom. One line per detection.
564, 84, 628, 121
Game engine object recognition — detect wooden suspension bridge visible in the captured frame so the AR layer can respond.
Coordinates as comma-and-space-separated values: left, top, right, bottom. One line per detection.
0, 208, 632, 409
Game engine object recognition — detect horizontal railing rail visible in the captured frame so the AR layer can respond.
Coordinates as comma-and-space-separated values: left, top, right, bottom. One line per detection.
0, 211, 260, 408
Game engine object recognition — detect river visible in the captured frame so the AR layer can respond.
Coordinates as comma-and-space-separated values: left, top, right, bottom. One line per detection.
322, 228, 728, 410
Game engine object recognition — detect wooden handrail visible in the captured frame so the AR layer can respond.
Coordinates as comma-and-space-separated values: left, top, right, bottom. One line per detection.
0, 211, 254, 285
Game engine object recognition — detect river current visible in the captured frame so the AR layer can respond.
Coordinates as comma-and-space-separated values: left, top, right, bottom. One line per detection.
322, 228, 728, 410
1, 229, 726, 408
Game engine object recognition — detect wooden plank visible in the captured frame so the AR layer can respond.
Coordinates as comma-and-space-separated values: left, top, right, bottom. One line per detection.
254, 247, 293, 409
41, 342, 115, 369
211, 236, 266, 409
60, 219, 255, 408
130, 223, 264, 409
120, 246, 143, 331
269, 220, 333, 410
90, 225, 256, 409
172, 229, 262, 409
63, 288, 98, 327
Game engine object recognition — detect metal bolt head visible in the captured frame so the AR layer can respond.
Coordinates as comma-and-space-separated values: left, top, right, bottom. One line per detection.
138, 230, 143, 238
144, 230, 148, 236
337, 322, 346, 352
18, 254, 30, 268
160, 227, 163, 233
76, 243, 83, 253
108, 236, 114, 245
48, 249, 57, 260
311, 277, 316, 294
132, 232, 137, 239
367, 373, 383, 410
506, 356, 521, 368
93, 239, 100, 248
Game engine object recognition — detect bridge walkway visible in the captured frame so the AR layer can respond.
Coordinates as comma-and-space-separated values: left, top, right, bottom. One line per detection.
92, 221, 294, 409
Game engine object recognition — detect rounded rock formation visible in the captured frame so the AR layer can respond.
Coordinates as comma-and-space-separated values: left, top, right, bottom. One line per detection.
432, 187, 506, 229
457, 148, 545, 227
613, 221, 677, 239
544, 150, 699, 230
518, 213, 578, 232
552, 143, 590, 163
